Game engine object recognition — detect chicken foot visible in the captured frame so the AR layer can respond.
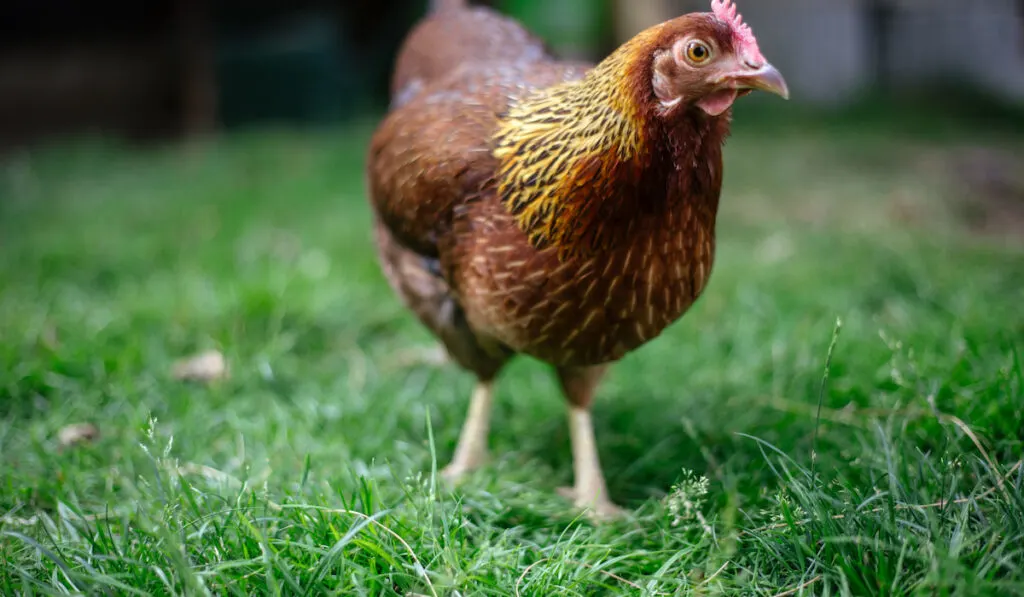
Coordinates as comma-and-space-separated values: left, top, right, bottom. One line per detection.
556, 407, 624, 519
556, 366, 625, 519
440, 380, 493, 482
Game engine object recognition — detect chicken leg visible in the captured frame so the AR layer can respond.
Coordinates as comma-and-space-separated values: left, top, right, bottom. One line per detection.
440, 380, 494, 481
556, 366, 624, 518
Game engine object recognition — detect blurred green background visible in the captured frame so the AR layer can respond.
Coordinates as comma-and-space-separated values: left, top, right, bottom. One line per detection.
1, 0, 1023, 146
2, 1, 1024, 594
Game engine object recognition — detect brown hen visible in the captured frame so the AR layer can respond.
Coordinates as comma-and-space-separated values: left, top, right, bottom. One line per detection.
367, 0, 788, 517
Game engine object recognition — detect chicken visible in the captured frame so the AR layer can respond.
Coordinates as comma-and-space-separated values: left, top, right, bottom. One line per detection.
366, 0, 788, 517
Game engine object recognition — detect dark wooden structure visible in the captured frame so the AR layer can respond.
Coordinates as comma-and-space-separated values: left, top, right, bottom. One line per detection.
0, 0, 426, 150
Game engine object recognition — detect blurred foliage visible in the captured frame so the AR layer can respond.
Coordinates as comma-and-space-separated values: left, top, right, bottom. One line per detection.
1, 117, 1022, 595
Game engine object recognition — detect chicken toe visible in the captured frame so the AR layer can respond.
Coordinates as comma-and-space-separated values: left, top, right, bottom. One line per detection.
385, 344, 451, 371
557, 486, 625, 519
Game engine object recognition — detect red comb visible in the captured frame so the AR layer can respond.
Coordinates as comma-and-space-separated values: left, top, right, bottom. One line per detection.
711, 0, 764, 63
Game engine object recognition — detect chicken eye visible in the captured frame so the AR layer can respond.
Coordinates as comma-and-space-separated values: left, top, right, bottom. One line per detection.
686, 41, 712, 64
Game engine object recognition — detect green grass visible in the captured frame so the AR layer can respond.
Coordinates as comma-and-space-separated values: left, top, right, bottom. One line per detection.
1, 116, 1023, 596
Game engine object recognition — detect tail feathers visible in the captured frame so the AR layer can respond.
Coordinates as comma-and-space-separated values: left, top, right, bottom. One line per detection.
431, 0, 468, 12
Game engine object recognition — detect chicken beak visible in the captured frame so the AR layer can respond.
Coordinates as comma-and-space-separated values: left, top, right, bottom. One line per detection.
735, 62, 790, 100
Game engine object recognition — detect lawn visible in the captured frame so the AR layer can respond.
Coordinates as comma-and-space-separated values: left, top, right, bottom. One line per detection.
1, 110, 1023, 595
